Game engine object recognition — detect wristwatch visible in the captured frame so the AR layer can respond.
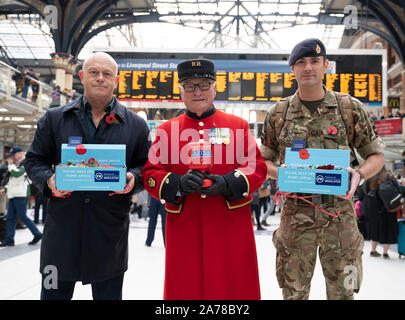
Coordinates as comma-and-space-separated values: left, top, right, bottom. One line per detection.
356, 170, 365, 185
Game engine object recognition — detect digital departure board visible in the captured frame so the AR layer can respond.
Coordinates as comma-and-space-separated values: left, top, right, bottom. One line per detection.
115, 54, 384, 105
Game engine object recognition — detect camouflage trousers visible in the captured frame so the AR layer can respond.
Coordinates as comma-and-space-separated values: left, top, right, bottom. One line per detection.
272, 197, 364, 300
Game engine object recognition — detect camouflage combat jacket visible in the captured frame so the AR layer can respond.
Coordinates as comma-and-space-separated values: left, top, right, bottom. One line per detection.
260, 86, 385, 166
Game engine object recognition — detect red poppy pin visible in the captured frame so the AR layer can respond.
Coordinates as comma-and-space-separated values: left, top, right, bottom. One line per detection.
76, 144, 87, 155
328, 126, 338, 135
105, 113, 119, 125
299, 148, 310, 160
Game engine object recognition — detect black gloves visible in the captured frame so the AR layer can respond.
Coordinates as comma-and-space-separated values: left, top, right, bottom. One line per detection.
179, 170, 205, 194
180, 171, 231, 198
201, 174, 231, 197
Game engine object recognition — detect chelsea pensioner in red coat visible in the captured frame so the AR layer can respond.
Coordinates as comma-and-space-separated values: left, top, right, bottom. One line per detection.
142, 59, 267, 300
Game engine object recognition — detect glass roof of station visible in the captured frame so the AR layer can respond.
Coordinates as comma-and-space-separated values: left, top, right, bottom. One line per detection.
0, 17, 54, 60
0, 0, 346, 60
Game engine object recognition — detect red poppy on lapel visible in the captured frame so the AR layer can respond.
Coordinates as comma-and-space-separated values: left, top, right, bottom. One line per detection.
105, 113, 119, 125
327, 126, 338, 135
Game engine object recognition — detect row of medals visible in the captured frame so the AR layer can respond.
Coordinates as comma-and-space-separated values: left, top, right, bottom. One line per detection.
208, 128, 230, 145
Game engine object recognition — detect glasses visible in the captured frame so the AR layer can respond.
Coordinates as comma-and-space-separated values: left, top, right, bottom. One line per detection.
181, 81, 213, 93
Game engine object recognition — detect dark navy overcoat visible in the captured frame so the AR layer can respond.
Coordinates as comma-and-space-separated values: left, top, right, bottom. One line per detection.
24, 96, 151, 284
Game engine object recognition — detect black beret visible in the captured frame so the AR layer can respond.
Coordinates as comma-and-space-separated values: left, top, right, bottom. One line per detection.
289, 38, 326, 66
177, 59, 215, 82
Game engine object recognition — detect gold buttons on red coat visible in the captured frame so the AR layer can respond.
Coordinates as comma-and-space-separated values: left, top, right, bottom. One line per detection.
198, 121, 204, 127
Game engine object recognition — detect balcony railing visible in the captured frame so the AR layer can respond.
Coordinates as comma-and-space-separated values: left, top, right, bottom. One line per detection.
0, 60, 73, 112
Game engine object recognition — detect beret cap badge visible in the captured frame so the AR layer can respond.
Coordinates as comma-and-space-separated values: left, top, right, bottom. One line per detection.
289, 38, 326, 66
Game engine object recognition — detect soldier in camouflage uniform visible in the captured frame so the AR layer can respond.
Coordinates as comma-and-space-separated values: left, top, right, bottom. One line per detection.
260, 38, 385, 300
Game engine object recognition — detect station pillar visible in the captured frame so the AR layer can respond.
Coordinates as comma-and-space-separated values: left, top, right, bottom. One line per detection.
65, 57, 79, 91
50, 52, 74, 90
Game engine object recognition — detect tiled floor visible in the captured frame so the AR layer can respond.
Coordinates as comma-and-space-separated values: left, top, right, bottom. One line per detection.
1, 213, 404, 300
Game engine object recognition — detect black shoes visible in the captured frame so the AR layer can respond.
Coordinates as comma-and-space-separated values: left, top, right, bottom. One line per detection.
1, 234, 43, 246
257, 226, 266, 231
371, 251, 391, 259
370, 251, 381, 257
261, 220, 269, 226
28, 234, 42, 245
0, 241, 14, 247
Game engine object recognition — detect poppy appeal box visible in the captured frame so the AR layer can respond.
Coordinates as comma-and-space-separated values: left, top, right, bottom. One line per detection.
55, 144, 126, 191
277, 148, 350, 195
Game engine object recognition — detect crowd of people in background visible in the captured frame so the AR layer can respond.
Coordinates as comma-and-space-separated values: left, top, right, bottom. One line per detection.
0, 146, 166, 247
1, 146, 403, 257
368, 110, 405, 121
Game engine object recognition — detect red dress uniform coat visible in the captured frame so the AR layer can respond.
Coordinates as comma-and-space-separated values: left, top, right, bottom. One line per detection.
142, 108, 267, 300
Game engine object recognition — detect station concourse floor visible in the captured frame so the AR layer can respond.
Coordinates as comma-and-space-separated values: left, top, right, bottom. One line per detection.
1, 212, 404, 300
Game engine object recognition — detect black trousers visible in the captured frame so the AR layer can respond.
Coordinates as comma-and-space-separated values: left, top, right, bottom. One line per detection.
251, 203, 262, 228
146, 196, 166, 246
40, 273, 124, 300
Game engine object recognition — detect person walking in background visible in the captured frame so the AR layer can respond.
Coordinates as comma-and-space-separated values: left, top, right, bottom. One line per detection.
355, 185, 368, 240
0, 146, 42, 247
145, 195, 166, 247
50, 85, 62, 108
130, 190, 149, 220
261, 178, 277, 226
361, 167, 400, 259
31, 183, 47, 224
22, 69, 33, 99
251, 190, 266, 231
258, 178, 270, 217
31, 72, 40, 104
12, 65, 25, 96
0, 159, 9, 243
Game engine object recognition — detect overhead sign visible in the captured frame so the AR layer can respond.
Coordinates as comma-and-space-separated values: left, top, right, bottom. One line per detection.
112, 51, 384, 105
374, 118, 402, 135
116, 59, 382, 105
